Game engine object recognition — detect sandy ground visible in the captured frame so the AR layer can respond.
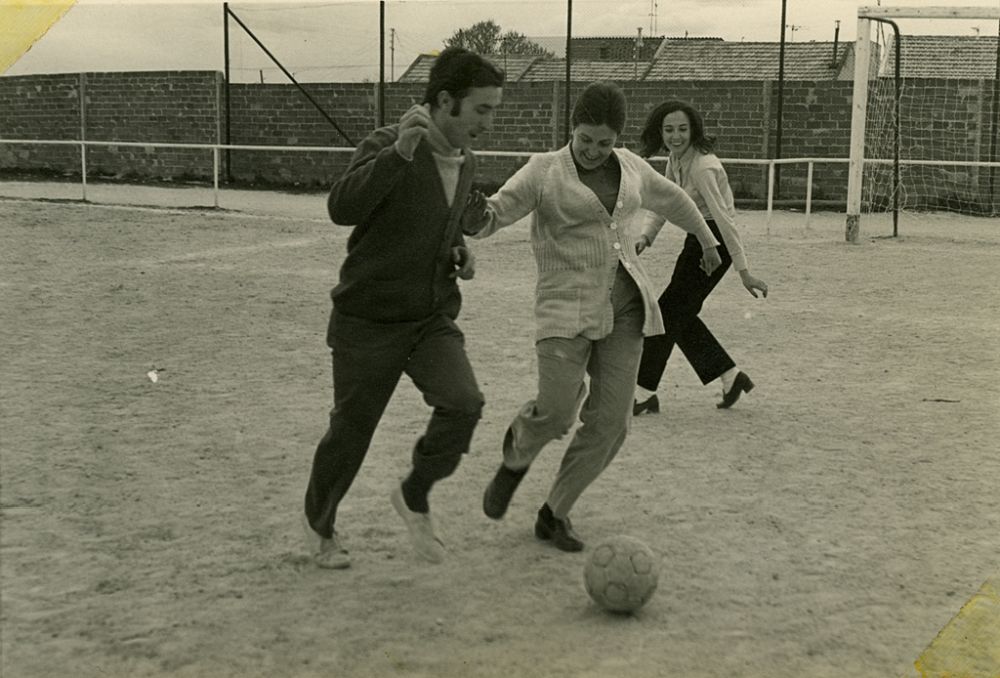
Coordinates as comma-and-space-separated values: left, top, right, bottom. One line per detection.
1, 184, 999, 678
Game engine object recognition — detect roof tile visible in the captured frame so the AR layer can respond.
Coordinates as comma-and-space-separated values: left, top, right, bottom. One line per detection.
882, 35, 999, 79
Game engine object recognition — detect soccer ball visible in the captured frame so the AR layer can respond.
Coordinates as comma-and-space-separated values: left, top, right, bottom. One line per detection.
583, 535, 659, 613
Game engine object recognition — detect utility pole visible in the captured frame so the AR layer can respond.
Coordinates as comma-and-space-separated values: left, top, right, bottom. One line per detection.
634, 27, 643, 79
648, 0, 658, 35
391, 28, 396, 81
379, 0, 385, 126
564, 0, 572, 145
223, 2, 231, 183
787, 24, 802, 41
775, 0, 788, 199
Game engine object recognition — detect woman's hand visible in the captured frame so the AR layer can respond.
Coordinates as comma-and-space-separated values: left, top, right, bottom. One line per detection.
635, 234, 651, 255
739, 270, 769, 298
699, 246, 722, 276
460, 190, 490, 235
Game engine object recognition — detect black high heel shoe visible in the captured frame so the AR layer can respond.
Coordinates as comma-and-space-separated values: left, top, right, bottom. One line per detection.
717, 372, 754, 409
633, 394, 660, 416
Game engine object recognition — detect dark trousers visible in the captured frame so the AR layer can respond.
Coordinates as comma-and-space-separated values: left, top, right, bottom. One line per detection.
304, 310, 483, 538
637, 219, 736, 390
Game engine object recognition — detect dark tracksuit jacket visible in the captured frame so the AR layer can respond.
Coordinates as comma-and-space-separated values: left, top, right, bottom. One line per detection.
327, 124, 476, 327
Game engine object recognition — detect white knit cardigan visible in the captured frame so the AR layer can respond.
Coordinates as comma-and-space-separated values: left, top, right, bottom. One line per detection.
473, 144, 719, 341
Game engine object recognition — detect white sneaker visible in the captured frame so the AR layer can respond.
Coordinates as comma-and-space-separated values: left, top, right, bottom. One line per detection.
390, 486, 446, 564
301, 513, 351, 570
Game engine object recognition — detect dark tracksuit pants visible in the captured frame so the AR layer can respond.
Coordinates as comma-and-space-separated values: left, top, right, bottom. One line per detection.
304, 309, 483, 539
637, 219, 736, 391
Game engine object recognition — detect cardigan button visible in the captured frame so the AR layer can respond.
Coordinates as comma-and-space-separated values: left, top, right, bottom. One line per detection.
612, 242, 621, 250
610, 222, 617, 230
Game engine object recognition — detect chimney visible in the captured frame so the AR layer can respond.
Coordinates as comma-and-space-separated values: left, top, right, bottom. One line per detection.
831, 20, 840, 68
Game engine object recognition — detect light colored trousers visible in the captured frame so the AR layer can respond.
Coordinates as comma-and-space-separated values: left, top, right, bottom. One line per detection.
504, 266, 645, 519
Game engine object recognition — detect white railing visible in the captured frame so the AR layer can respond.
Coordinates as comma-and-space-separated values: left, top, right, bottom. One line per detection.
0, 139, 356, 208
1, 139, 995, 228
652, 156, 852, 230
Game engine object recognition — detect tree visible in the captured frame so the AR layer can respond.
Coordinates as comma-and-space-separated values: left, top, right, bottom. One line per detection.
445, 20, 553, 57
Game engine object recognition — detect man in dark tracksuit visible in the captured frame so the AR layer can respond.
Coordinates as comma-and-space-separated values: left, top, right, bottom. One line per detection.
302, 48, 505, 568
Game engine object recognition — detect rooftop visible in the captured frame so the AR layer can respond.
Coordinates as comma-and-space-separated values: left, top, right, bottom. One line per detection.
518, 60, 651, 82
644, 40, 851, 80
881, 34, 999, 78
396, 54, 541, 83
397, 34, 997, 83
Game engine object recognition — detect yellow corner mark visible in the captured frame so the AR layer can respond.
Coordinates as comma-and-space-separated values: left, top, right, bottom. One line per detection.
0, 1, 77, 73
915, 573, 1000, 678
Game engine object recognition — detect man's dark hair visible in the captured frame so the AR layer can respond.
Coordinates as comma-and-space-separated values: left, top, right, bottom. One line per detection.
571, 81, 627, 135
422, 47, 505, 113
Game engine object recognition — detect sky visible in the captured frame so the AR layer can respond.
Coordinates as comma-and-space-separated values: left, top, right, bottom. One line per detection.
4, 0, 995, 82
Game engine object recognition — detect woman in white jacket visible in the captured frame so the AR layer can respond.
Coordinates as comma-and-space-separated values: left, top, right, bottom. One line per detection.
633, 100, 769, 416
462, 82, 722, 551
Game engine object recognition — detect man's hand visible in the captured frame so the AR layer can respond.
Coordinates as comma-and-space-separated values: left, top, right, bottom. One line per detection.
395, 103, 431, 160
450, 246, 475, 280
460, 190, 490, 235
635, 234, 651, 255
699, 246, 723, 276
739, 271, 769, 298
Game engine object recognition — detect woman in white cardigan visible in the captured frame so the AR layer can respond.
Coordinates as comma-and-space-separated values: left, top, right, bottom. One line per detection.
461, 82, 722, 551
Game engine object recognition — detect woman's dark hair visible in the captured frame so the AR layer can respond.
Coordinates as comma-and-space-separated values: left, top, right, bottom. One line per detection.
638, 100, 716, 158
571, 81, 627, 135
422, 47, 505, 111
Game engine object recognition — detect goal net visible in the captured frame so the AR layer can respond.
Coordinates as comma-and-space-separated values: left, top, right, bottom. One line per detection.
846, 7, 1000, 240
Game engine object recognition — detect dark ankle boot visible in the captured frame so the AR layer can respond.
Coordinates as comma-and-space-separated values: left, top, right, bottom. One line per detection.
483, 428, 528, 520
534, 503, 584, 552
483, 464, 527, 519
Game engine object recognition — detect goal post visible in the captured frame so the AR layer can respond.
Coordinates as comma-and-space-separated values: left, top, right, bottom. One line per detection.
845, 5, 1000, 242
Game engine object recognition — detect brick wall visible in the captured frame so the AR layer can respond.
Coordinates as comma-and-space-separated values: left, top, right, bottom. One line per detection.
223, 80, 564, 187
0, 73, 81, 173
226, 81, 386, 185
863, 77, 1000, 211
906, 78, 998, 211
768, 80, 855, 201
0, 71, 220, 181
1, 70, 996, 210
83, 71, 221, 181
